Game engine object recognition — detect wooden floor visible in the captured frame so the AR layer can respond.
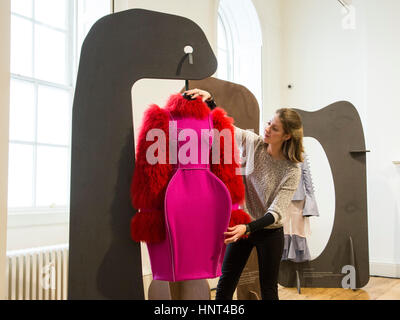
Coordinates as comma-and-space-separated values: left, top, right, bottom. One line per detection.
210, 277, 400, 300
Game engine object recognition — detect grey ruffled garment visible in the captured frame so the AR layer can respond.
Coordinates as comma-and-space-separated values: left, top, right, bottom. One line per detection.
281, 234, 311, 262
292, 153, 320, 217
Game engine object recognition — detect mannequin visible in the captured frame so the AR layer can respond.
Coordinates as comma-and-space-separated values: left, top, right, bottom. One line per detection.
129, 93, 251, 297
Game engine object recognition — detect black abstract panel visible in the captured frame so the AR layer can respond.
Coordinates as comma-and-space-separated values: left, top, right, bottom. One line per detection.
69, 9, 217, 299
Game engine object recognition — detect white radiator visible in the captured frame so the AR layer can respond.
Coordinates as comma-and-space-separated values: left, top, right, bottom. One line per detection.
6, 244, 69, 300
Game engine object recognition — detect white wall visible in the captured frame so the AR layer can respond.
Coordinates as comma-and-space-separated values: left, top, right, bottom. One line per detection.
6, 213, 69, 250
252, 0, 283, 125
281, 0, 400, 277
281, 0, 367, 264
0, 0, 10, 300
364, 0, 400, 276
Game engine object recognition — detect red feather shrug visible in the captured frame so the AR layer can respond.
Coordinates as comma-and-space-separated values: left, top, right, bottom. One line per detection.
130, 93, 251, 243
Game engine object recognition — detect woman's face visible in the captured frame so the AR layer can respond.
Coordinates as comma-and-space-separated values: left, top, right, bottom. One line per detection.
264, 114, 291, 145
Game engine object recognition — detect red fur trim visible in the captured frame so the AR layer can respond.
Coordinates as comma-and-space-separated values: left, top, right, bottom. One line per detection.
165, 93, 210, 119
129, 104, 172, 243
229, 209, 252, 228
210, 107, 245, 204
130, 210, 166, 243
130, 104, 172, 209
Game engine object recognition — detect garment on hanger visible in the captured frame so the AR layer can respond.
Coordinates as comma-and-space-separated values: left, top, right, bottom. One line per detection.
282, 153, 319, 263
129, 93, 251, 281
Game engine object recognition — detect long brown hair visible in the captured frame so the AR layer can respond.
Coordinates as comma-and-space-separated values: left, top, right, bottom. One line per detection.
275, 108, 304, 163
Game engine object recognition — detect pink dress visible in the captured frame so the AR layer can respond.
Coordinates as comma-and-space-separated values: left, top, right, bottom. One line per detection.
146, 112, 232, 282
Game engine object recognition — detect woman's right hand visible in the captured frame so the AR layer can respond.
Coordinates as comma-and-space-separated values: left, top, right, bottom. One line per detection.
183, 88, 212, 102
224, 225, 247, 244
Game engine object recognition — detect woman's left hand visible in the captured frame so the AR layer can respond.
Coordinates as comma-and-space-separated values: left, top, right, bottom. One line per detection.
224, 225, 247, 244
183, 88, 212, 102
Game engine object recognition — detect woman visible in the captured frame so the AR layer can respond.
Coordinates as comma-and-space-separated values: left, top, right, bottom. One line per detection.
184, 88, 304, 300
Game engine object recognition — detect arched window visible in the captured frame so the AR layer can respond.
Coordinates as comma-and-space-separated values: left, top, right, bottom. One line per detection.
217, 0, 263, 127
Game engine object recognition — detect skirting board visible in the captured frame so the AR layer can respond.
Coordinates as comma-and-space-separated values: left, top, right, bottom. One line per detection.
370, 262, 400, 278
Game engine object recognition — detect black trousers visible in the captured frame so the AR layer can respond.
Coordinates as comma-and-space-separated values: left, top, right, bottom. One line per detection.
215, 227, 284, 300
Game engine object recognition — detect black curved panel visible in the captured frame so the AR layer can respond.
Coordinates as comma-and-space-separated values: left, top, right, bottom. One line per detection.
279, 101, 369, 288
69, 9, 217, 299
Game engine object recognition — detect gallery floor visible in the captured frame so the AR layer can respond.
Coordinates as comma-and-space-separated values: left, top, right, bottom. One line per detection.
209, 277, 400, 300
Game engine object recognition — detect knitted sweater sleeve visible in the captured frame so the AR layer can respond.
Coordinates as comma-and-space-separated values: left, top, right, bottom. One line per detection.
267, 165, 301, 225
233, 125, 263, 150
247, 213, 276, 233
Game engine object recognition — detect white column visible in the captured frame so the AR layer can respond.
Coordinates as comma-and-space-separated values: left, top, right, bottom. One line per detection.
0, 0, 10, 300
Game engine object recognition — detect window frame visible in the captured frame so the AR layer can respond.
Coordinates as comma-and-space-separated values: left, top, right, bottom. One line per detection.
217, 8, 235, 81
8, 0, 112, 217
217, 0, 263, 133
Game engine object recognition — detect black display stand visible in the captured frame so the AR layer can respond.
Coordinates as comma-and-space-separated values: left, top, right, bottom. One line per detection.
279, 101, 370, 289
68, 9, 217, 299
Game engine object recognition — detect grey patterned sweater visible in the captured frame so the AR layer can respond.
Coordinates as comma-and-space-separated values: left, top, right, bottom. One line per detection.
234, 126, 301, 229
